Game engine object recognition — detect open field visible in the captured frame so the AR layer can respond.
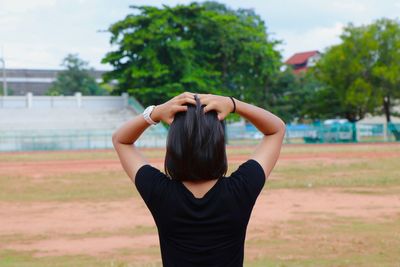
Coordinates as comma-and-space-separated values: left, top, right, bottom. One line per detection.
1, 143, 400, 266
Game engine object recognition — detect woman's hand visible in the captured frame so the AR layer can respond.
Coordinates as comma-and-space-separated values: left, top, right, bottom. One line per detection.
151, 92, 197, 125
197, 94, 234, 120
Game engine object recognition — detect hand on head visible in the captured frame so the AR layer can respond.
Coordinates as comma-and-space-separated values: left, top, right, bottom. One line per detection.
196, 93, 234, 121
151, 92, 234, 125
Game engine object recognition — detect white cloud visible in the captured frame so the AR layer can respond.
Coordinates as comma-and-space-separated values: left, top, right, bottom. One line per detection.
331, 0, 368, 13
279, 22, 345, 60
0, 0, 56, 13
1, 0, 399, 69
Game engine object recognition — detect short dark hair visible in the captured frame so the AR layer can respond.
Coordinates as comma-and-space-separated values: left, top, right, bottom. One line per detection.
164, 98, 227, 181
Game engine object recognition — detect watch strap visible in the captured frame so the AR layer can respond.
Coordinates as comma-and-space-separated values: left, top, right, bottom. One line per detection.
143, 105, 158, 125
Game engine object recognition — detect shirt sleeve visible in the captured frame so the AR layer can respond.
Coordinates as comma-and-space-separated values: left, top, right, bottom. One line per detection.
228, 159, 266, 207
134, 164, 170, 211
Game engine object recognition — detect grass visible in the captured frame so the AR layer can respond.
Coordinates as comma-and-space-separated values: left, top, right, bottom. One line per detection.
245, 215, 400, 267
269, 157, 400, 189
0, 162, 248, 202
0, 171, 137, 202
0, 225, 158, 245
2, 146, 399, 202
2, 216, 399, 267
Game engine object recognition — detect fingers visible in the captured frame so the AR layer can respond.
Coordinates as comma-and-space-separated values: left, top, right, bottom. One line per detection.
177, 92, 195, 100
203, 103, 214, 113
176, 96, 196, 106
174, 105, 188, 113
173, 92, 220, 115
197, 94, 212, 107
198, 94, 215, 114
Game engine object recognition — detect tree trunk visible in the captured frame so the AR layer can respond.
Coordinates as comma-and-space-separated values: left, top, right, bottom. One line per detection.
384, 96, 400, 141
383, 96, 391, 122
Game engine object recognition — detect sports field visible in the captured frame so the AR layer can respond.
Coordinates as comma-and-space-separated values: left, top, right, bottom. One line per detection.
0, 143, 399, 267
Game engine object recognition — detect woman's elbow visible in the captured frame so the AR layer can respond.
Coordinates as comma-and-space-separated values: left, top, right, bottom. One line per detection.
112, 132, 119, 145
278, 120, 286, 134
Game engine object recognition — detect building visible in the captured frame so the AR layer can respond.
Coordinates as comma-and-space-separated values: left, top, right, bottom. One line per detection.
285, 50, 321, 74
1, 68, 106, 96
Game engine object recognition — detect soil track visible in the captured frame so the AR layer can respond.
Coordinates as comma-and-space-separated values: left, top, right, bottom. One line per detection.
1, 188, 399, 257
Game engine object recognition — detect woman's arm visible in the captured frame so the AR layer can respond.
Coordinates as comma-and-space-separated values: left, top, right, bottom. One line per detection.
112, 92, 196, 182
235, 98, 286, 178
198, 94, 286, 178
112, 115, 151, 182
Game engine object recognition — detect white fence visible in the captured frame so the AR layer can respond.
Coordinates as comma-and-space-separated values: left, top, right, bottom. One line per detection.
0, 92, 129, 109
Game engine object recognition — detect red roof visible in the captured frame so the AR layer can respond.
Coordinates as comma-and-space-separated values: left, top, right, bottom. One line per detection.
285, 50, 319, 65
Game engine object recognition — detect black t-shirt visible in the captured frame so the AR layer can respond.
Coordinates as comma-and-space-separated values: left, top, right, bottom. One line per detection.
135, 159, 266, 267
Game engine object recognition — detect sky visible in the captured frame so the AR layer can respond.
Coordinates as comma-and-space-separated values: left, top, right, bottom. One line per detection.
0, 0, 399, 70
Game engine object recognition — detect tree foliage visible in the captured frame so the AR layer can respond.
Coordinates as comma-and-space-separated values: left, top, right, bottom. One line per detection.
102, 2, 281, 108
47, 54, 108, 96
312, 18, 400, 122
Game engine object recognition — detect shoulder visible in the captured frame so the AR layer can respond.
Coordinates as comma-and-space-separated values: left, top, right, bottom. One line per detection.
228, 159, 266, 194
134, 164, 170, 190
231, 159, 266, 181
135, 164, 161, 179
222, 159, 266, 207
135, 164, 167, 185
134, 164, 172, 205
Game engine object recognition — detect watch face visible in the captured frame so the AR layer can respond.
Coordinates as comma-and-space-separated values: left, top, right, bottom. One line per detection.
143, 106, 156, 125
145, 105, 153, 113
144, 106, 152, 116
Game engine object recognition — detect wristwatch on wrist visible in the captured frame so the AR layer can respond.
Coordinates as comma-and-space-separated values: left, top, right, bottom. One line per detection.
143, 105, 159, 125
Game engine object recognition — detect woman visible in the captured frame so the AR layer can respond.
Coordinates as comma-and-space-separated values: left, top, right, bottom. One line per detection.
112, 92, 285, 267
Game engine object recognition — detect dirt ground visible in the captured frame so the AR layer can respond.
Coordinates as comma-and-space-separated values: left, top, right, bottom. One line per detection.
1, 143, 400, 265
1, 188, 399, 257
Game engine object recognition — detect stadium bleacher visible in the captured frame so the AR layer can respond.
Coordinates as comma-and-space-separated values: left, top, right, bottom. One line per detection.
0, 93, 167, 151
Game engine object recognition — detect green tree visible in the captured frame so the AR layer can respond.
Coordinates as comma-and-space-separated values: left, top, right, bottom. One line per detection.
369, 19, 400, 122
299, 73, 341, 121
281, 69, 327, 122
46, 54, 108, 96
259, 64, 327, 123
101, 2, 281, 108
312, 18, 400, 123
264, 68, 298, 123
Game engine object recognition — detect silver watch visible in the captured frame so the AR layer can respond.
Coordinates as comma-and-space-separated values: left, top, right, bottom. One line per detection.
143, 105, 158, 125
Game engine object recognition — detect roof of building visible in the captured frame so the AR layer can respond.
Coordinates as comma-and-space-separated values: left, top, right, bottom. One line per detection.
4, 68, 106, 78
285, 50, 320, 65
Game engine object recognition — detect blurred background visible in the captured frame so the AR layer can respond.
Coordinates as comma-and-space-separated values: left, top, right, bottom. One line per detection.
0, 1, 399, 266
1, 0, 400, 150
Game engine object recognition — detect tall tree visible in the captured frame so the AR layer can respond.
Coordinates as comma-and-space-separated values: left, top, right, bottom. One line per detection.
47, 54, 108, 96
312, 18, 400, 123
101, 2, 281, 107
369, 19, 400, 122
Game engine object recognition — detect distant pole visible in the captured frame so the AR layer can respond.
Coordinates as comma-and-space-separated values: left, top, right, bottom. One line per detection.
0, 46, 7, 96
